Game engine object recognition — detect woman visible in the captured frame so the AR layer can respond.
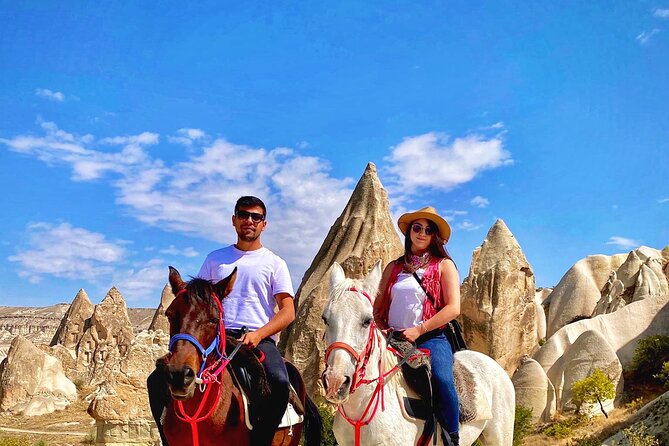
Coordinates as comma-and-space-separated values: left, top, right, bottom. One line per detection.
373, 206, 461, 446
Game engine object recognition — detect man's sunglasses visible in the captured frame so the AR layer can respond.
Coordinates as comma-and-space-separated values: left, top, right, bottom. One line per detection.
411, 223, 435, 236
235, 210, 265, 223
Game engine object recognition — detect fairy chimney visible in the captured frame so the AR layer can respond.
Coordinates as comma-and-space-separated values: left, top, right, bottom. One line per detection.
0, 335, 77, 416
460, 219, 537, 374
76, 287, 134, 384
280, 162, 403, 397
148, 283, 175, 333
50, 288, 94, 350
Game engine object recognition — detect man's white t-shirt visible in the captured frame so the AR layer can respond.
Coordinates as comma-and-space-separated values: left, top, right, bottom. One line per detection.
197, 245, 294, 335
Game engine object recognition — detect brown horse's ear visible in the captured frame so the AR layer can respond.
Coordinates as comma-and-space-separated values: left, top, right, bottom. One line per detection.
168, 266, 186, 296
214, 267, 237, 299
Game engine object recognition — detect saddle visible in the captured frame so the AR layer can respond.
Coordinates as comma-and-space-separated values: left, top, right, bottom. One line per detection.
388, 337, 481, 425
225, 337, 304, 430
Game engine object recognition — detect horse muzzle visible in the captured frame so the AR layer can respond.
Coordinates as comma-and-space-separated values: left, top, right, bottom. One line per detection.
165, 364, 197, 399
321, 367, 352, 403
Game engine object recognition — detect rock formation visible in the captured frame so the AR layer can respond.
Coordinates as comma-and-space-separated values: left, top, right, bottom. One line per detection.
0, 335, 76, 416
87, 330, 167, 445
533, 295, 669, 414
50, 288, 94, 351
0, 303, 69, 362
148, 283, 175, 333
511, 356, 556, 422
602, 390, 669, 446
460, 219, 538, 374
75, 287, 135, 384
591, 247, 668, 317
559, 330, 622, 415
280, 162, 404, 397
545, 254, 628, 337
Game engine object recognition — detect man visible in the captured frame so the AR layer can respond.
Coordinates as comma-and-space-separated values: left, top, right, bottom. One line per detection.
197, 195, 295, 444
148, 195, 295, 446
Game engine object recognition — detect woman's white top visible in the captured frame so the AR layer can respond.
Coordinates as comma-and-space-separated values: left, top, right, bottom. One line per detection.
388, 268, 426, 330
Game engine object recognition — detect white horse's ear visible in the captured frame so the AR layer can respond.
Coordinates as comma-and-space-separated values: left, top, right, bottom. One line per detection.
329, 262, 346, 289
362, 260, 383, 298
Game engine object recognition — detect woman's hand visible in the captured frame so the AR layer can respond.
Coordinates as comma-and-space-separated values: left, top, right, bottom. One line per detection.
402, 325, 422, 343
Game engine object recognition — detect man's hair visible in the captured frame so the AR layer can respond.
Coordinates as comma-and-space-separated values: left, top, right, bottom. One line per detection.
235, 196, 267, 217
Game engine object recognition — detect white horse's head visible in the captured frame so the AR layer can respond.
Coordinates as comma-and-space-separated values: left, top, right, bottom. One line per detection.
321, 261, 383, 403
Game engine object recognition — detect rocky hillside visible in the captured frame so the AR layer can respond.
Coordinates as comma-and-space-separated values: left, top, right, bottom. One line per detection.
0, 304, 155, 362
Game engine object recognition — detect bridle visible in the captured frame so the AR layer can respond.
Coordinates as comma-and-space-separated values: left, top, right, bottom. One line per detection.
167, 286, 244, 446
323, 286, 427, 446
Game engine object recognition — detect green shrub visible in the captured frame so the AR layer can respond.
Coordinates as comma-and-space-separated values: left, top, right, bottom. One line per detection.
625, 396, 645, 412
81, 430, 96, 445
34, 441, 47, 446
630, 335, 669, 385
568, 436, 600, 446
571, 368, 616, 418
623, 424, 660, 446
653, 361, 669, 388
513, 405, 534, 446
0, 438, 31, 446
315, 402, 337, 446
538, 338, 546, 346
542, 422, 573, 438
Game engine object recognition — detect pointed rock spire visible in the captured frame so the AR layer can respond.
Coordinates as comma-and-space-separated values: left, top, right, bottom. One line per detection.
461, 219, 538, 374
50, 288, 94, 349
280, 162, 403, 396
148, 284, 176, 333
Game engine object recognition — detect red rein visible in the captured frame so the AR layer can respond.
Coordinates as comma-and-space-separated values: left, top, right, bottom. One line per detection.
173, 288, 230, 446
324, 287, 409, 446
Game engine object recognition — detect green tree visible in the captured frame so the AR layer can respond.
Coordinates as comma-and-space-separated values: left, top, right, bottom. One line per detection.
653, 361, 669, 388
570, 368, 616, 418
630, 335, 669, 385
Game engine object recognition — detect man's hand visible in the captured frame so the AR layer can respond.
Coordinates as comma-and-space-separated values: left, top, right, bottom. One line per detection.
240, 331, 263, 348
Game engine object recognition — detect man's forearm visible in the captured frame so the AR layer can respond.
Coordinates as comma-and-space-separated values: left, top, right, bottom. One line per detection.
255, 304, 295, 339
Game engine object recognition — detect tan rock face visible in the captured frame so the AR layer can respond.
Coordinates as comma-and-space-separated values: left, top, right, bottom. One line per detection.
0, 335, 76, 416
148, 283, 175, 333
279, 163, 404, 397
546, 254, 628, 337
50, 289, 94, 350
511, 356, 556, 422
75, 287, 135, 385
560, 330, 622, 416
460, 219, 538, 375
591, 247, 668, 318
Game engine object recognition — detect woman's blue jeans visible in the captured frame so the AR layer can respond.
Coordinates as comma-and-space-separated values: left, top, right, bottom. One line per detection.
418, 333, 459, 434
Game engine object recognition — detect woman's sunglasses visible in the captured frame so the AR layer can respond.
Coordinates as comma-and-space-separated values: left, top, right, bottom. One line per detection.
411, 223, 435, 236
235, 210, 265, 223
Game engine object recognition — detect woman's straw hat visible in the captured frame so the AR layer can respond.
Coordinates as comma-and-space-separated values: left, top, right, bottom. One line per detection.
397, 206, 451, 243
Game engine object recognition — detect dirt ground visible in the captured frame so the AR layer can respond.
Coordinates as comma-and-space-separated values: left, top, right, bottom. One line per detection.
0, 389, 96, 446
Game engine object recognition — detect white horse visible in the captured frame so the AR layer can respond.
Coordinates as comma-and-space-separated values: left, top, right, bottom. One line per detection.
321, 262, 515, 446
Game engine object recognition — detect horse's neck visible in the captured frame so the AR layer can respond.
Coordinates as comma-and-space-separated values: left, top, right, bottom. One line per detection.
341, 329, 402, 415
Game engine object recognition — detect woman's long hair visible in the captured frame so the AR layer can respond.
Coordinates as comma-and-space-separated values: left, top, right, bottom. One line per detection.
403, 219, 454, 264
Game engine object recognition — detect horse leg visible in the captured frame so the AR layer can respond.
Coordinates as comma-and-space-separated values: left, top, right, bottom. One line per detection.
146, 367, 171, 446
283, 361, 322, 446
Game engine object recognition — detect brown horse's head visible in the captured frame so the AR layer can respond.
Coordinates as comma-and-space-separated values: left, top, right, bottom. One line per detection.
157, 266, 236, 400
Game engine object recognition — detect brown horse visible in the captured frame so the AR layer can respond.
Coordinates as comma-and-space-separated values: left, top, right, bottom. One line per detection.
151, 266, 321, 446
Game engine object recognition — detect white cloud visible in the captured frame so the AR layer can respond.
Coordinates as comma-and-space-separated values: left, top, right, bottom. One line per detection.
385, 132, 512, 192
457, 220, 482, 231
636, 29, 660, 45
470, 196, 489, 208
658, 197, 669, 204
159, 245, 199, 257
168, 128, 206, 146
605, 236, 641, 250
112, 258, 168, 303
654, 8, 669, 18
35, 88, 65, 102
8, 222, 126, 283
1, 123, 354, 285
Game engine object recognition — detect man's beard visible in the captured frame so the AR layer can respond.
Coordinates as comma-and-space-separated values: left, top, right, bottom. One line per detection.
238, 232, 260, 242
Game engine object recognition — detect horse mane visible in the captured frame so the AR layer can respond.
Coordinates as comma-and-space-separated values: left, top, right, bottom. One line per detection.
185, 277, 217, 305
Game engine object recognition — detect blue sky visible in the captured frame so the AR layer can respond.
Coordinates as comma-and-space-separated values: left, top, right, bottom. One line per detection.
1, 2, 667, 307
